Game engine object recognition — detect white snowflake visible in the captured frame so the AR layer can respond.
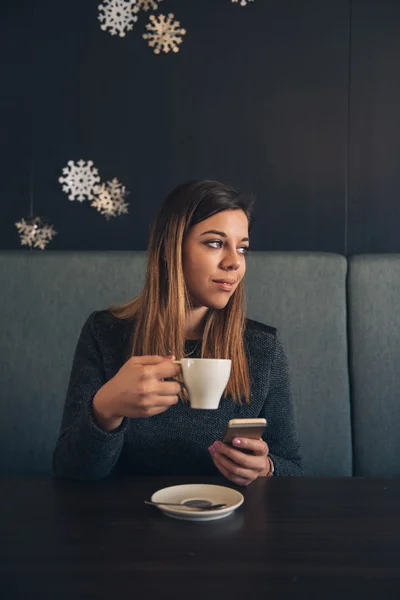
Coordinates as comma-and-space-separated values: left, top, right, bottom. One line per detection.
15, 217, 57, 250
143, 13, 186, 54
91, 178, 129, 219
232, 0, 255, 6
98, 0, 138, 37
59, 160, 101, 202
133, 0, 162, 12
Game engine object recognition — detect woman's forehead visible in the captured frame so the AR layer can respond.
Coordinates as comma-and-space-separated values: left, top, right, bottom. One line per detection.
193, 210, 249, 235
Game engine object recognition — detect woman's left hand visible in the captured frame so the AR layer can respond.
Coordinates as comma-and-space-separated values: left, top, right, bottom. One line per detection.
208, 437, 271, 486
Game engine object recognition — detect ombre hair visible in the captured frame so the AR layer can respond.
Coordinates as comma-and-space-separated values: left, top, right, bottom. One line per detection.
109, 180, 255, 404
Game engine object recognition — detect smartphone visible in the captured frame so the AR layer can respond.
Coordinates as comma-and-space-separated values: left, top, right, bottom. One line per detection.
222, 418, 267, 451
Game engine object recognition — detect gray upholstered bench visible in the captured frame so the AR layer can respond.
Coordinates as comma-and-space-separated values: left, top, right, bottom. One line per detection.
0, 251, 398, 477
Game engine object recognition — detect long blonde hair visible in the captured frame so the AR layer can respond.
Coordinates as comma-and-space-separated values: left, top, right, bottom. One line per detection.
109, 180, 254, 404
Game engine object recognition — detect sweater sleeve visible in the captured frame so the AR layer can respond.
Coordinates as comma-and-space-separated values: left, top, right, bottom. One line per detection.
261, 331, 303, 476
53, 312, 128, 481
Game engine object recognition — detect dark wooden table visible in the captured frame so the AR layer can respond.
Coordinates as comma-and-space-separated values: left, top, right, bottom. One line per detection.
1, 476, 400, 599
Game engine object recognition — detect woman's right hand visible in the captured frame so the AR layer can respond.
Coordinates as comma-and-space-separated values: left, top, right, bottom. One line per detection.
92, 355, 182, 430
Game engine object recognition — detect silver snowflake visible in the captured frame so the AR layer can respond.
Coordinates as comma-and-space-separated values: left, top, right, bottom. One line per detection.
59, 160, 101, 202
143, 13, 186, 54
91, 178, 129, 219
133, 0, 162, 12
98, 0, 138, 37
232, 0, 255, 6
15, 217, 57, 250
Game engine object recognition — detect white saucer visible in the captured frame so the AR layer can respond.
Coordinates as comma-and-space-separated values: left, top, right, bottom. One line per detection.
150, 484, 244, 521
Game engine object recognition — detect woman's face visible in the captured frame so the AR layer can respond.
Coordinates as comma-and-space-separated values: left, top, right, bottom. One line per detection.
182, 209, 250, 310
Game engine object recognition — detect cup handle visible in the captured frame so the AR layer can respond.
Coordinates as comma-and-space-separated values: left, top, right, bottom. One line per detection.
172, 360, 181, 364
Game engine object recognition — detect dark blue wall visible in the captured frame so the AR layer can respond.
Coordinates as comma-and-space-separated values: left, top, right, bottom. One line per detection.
1, 1, 399, 253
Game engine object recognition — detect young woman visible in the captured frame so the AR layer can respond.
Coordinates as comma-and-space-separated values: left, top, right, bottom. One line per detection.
53, 180, 302, 484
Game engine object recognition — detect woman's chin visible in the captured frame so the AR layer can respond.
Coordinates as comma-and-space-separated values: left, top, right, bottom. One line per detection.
190, 290, 234, 310
203, 296, 231, 310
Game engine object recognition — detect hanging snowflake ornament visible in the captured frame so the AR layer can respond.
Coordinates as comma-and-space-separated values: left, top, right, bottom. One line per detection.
143, 13, 186, 54
91, 178, 129, 219
232, 0, 255, 6
91, 185, 115, 218
59, 160, 101, 202
15, 217, 57, 250
98, 0, 138, 37
133, 0, 162, 12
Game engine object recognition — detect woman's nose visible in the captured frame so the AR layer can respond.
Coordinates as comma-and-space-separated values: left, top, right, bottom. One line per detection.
220, 250, 240, 270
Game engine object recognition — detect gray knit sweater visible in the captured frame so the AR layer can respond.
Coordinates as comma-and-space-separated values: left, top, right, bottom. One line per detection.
53, 311, 302, 480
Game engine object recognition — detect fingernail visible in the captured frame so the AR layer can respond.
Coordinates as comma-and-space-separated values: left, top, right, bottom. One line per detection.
214, 441, 222, 450
208, 445, 215, 454
232, 438, 241, 446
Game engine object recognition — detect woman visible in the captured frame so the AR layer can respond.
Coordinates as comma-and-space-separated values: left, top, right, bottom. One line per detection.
53, 180, 302, 484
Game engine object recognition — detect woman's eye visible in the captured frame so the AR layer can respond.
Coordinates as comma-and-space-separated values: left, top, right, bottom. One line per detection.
205, 241, 250, 254
206, 240, 223, 249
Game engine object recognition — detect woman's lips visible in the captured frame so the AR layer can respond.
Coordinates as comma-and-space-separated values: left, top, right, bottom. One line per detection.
212, 281, 235, 291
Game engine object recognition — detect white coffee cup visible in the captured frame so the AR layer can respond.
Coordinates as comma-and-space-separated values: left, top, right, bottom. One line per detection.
174, 358, 232, 409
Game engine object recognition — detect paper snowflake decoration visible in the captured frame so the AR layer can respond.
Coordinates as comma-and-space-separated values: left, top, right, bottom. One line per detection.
232, 0, 255, 6
91, 178, 129, 219
59, 160, 101, 202
15, 217, 57, 250
143, 13, 186, 54
133, 0, 162, 12
98, 0, 138, 37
